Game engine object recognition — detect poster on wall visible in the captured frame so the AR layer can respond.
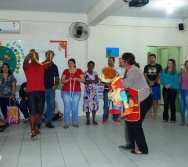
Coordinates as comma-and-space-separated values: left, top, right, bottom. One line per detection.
106, 47, 119, 57
0, 40, 67, 85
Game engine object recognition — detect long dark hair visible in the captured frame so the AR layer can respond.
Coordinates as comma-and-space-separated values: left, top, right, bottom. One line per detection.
165, 59, 176, 75
1, 63, 12, 76
122, 52, 137, 65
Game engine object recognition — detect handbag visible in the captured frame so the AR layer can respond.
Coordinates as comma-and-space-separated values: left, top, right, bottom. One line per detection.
7, 98, 20, 124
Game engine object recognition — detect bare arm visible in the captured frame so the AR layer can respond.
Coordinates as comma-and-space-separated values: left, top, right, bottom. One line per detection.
144, 73, 154, 86
144, 73, 150, 83
53, 77, 60, 89
23, 53, 32, 69
77, 74, 85, 83
11, 81, 16, 98
61, 74, 70, 84
154, 73, 161, 83
85, 75, 99, 85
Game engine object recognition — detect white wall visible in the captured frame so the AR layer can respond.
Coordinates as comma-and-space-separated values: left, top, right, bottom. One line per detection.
0, 11, 187, 117
183, 18, 188, 61
89, 17, 184, 72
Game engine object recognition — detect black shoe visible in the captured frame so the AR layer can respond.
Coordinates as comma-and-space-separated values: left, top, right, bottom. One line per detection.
0, 123, 10, 132
46, 123, 54, 128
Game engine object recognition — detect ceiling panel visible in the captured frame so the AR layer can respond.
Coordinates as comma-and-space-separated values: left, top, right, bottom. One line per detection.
0, 0, 188, 19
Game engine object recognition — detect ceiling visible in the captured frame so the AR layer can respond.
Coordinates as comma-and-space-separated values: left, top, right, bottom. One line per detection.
0, 0, 188, 23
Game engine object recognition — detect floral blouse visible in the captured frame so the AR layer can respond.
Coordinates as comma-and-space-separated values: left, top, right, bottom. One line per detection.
0, 73, 17, 98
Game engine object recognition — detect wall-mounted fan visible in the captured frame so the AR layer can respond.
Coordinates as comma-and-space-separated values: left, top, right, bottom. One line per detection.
69, 22, 90, 41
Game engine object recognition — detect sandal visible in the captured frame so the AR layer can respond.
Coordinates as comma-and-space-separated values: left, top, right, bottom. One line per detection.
86, 120, 90, 125
63, 124, 69, 129
145, 115, 151, 119
73, 123, 79, 128
131, 149, 148, 155
180, 122, 185, 126
93, 121, 98, 125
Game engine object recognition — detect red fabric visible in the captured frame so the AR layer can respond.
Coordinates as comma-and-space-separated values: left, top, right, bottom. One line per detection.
61, 68, 83, 92
110, 77, 124, 92
125, 88, 140, 122
108, 109, 121, 114
24, 63, 46, 93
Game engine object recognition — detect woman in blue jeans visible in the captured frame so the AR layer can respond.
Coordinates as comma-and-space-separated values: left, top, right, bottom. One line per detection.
179, 60, 188, 126
61, 58, 85, 128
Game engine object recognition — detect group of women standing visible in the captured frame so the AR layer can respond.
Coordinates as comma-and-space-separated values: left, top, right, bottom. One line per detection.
60, 59, 99, 128
159, 59, 188, 125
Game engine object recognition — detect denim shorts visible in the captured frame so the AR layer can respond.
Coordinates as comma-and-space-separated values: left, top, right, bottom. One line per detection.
27, 91, 45, 115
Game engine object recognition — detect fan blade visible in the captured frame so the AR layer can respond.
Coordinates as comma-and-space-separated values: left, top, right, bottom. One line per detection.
76, 26, 83, 36
82, 30, 88, 36
73, 22, 79, 30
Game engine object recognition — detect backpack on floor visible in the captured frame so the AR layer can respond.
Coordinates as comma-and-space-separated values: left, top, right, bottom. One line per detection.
7, 98, 20, 124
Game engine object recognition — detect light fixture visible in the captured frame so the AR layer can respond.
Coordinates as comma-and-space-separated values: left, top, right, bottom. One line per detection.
166, 3, 173, 14
155, 0, 184, 15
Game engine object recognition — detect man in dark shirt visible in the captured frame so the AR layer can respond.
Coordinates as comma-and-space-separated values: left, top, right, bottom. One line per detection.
144, 54, 162, 119
19, 82, 30, 123
43, 50, 59, 128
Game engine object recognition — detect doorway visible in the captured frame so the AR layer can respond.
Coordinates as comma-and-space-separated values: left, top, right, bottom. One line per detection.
147, 46, 180, 112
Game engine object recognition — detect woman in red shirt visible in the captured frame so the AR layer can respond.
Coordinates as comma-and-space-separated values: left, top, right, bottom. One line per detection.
61, 58, 85, 128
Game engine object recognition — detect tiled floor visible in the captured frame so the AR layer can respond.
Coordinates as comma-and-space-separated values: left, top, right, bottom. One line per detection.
0, 108, 188, 167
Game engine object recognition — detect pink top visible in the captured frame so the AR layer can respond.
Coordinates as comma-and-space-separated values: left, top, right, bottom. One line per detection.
181, 73, 188, 90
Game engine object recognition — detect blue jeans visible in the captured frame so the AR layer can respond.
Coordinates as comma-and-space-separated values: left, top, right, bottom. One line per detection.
179, 89, 188, 122
45, 88, 55, 124
103, 91, 119, 121
61, 91, 81, 124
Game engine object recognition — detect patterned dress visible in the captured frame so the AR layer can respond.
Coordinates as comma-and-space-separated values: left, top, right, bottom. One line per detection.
83, 71, 99, 112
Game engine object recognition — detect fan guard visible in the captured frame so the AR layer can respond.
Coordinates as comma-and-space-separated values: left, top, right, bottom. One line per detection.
69, 22, 90, 41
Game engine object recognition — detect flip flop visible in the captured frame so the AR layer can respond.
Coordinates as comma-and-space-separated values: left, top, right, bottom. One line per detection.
131, 150, 148, 155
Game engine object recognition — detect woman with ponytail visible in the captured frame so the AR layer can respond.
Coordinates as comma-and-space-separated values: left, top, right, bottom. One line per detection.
119, 52, 152, 155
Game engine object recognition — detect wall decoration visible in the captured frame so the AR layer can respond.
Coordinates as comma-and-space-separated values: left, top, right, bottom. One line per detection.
0, 40, 67, 85
106, 47, 119, 57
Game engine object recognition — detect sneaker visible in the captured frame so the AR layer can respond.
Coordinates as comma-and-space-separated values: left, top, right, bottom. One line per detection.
46, 123, 54, 128
102, 119, 107, 124
113, 119, 121, 123
23, 118, 29, 123
31, 134, 37, 140
36, 130, 41, 136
